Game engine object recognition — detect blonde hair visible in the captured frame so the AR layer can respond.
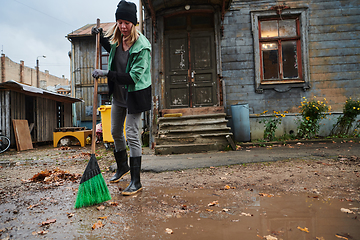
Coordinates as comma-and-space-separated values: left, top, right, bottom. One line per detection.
105, 23, 138, 48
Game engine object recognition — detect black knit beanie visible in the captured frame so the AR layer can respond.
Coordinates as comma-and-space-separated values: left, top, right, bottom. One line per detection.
115, 0, 137, 25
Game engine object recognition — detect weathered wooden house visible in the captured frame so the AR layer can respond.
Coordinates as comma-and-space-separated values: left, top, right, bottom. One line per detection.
140, 0, 360, 153
66, 0, 359, 154
66, 22, 115, 129
0, 80, 82, 147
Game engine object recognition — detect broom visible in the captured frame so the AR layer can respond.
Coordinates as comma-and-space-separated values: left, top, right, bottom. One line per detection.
74, 18, 111, 208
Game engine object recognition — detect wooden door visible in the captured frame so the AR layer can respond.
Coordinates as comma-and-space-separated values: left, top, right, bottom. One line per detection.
164, 13, 217, 109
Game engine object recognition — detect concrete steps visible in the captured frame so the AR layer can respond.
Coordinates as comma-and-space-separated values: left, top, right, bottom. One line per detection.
155, 113, 232, 155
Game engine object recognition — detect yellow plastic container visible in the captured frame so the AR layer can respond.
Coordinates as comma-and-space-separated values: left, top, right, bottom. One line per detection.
98, 105, 126, 143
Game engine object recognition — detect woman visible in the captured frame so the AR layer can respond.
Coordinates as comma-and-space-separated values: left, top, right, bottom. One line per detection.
92, 0, 151, 196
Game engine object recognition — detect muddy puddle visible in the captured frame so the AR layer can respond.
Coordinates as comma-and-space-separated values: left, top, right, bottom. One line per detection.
1, 180, 359, 240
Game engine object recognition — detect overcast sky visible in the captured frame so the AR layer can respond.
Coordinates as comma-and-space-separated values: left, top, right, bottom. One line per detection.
0, 0, 140, 80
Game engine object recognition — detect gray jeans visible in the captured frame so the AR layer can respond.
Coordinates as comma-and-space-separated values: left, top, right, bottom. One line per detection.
111, 104, 142, 157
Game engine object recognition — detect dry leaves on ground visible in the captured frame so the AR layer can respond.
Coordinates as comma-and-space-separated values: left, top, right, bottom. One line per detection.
92, 220, 104, 230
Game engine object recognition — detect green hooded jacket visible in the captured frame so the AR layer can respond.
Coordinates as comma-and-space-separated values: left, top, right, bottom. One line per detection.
108, 32, 151, 92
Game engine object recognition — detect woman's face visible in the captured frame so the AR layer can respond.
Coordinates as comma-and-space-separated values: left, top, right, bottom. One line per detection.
117, 19, 133, 37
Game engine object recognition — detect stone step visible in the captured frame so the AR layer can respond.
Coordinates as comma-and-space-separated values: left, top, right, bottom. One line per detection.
154, 143, 226, 155
156, 132, 232, 146
159, 119, 228, 131
158, 127, 232, 137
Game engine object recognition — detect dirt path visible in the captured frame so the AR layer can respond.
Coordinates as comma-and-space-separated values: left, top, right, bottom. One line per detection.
0, 143, 359, 239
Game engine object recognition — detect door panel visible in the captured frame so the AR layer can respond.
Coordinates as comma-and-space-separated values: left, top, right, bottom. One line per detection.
165, 29, 217, 109
191, 32, 217, 107
165, 33, 189, 108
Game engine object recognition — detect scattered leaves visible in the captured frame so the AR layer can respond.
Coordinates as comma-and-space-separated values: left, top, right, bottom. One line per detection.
297, 226, 309, 233
25, 168, 80, 183
92, 220, 104, 230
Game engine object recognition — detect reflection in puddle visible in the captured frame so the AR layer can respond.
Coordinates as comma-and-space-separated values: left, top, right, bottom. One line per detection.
0, 183, 359, 239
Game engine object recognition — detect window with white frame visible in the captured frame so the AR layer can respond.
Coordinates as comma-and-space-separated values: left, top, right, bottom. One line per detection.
251, 8, 309, 93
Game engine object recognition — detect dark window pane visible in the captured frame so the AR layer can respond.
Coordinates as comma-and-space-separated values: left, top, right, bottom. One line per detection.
191, 14, 213, 28
282, 41, 298, 79
165, 16, 186, 30
260, 20, 278, 38
262, 43, 279, 79
279, 19, 297, 37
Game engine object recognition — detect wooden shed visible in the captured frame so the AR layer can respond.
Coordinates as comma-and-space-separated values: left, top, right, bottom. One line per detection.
0, 80, 82, 147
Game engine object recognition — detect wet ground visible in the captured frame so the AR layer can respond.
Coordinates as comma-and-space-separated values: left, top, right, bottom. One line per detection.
0, 141, 360, 239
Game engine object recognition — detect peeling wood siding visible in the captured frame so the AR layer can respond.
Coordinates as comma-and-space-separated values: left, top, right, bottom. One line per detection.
0, 90, 73, 145
221, 0, 360, 115
71, 37, 103, 122
0, 90, 11, 139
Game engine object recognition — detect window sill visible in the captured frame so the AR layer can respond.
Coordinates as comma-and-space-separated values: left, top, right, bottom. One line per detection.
256, 82, 310, 93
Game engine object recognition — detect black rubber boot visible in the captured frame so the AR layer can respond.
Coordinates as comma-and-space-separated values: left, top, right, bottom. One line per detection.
110, 149, 130, 183
122, 156, 142, 195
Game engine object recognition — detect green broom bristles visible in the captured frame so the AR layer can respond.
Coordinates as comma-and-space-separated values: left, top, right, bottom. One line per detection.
74, 154, 111, 208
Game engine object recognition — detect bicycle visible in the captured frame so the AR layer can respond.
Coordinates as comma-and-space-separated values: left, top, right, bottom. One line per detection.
0, 130, 10, 154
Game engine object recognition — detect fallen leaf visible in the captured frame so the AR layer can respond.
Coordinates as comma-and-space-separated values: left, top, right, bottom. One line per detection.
335, 235, 348, 240
259, 193, 274, 197
316, 237, 325, 240
92, 220, 104, 230
165, 228, 173, 234
241, 212, 253, 217
264, 235, 277, 240
206, 209, 214, 212
97, 205, 105, 211
67, 212, 74, 218
109, 202, 119, 206
41, 219, 56, 226
336, 233, 352, 239
27, 204, 40, 209
98, 216, 108, 220
222, 208, 230, 212
208, 200, 219, 206
340, 208, 354, 214
297, 226, 309, 233
37, 231, 48, 235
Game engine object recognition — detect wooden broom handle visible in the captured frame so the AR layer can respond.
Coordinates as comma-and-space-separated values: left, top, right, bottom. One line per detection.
91, 18, 100, 154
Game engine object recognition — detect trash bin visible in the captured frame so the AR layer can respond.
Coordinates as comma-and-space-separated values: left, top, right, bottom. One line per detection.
98, 105, 126, 145
231, 103, 250, 142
